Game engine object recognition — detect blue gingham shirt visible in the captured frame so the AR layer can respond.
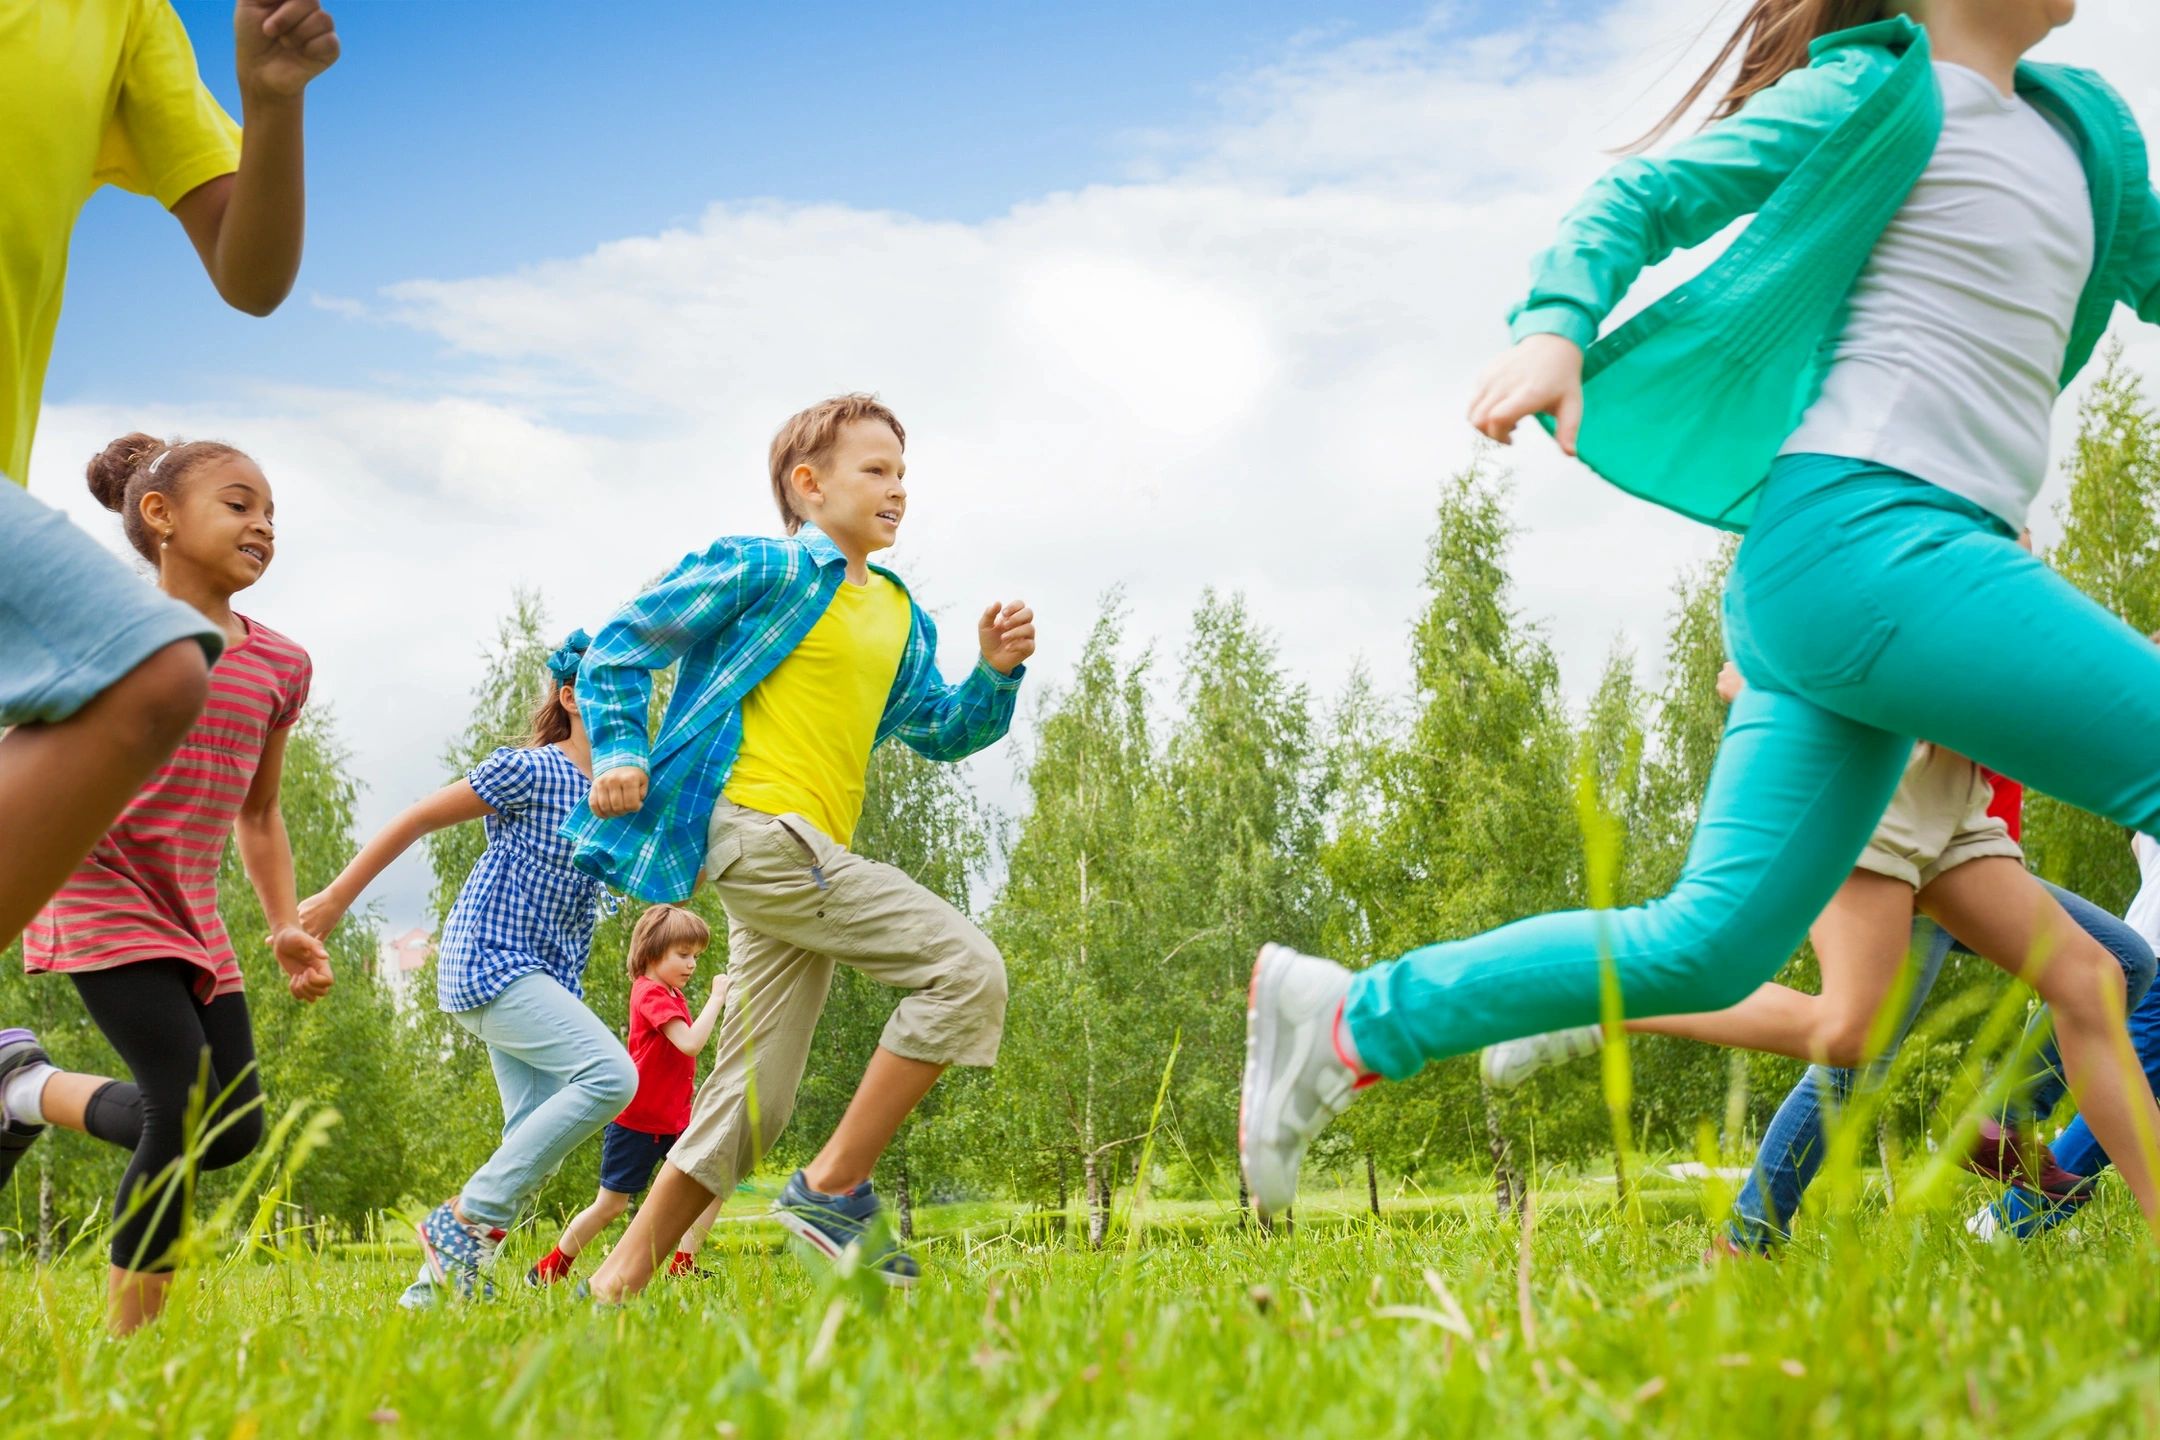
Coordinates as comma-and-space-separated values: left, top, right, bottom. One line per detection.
438, 744, 613, 1011
565, 525, 1025, 902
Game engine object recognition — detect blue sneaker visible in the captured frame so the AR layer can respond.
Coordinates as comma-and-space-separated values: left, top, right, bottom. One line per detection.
0, 1029, 51, 1191
414, 1201, 504, 1300
772, 1170, 919, 1289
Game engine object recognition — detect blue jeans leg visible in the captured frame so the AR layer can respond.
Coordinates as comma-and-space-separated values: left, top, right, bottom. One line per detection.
450, 973, 638, 1229
1727, 918, 1953, 1249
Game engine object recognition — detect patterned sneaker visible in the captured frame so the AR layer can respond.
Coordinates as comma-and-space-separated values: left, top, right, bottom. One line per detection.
1240, 944, 1370, 1222
772, 1170, 919, 1289
0, 1029, 51, 1190
1480, 1025, 1604, 1090
414, 1201, 504, 1300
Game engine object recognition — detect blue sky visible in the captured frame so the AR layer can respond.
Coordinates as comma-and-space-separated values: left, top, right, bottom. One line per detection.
52, 0, 1592, 408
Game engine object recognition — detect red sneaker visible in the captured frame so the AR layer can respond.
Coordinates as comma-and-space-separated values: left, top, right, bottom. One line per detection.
668, 1250, 714, 1279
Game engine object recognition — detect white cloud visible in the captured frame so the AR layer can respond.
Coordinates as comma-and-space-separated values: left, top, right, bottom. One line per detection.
28, 1, 2160, 929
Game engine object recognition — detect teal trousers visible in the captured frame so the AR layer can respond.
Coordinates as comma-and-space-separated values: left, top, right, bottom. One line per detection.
1345, 454, 2160, 1079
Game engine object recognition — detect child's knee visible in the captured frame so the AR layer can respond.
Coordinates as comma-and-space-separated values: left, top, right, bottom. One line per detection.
200, 1103, 265, 1172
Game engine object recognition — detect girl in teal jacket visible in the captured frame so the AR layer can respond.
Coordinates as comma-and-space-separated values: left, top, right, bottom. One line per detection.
1242, 0, 2160, 1234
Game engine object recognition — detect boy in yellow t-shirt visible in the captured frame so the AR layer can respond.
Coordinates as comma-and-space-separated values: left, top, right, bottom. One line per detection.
572, 393, 1035, 1299
0, 4, 340, 1335
0, 0, 337, 958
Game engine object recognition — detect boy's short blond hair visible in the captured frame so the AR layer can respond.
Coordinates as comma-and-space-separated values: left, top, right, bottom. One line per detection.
768, 393, 906, 534
627, 903, 712, 979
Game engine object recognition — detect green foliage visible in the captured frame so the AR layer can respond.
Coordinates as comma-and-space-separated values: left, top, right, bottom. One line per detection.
2026, 342, 2160, 913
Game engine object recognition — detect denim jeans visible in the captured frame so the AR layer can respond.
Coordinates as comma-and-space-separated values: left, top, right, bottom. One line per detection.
451, 972, 637, 1228
1727, 880, 2156, 1249
1986, 955, 2160, 1237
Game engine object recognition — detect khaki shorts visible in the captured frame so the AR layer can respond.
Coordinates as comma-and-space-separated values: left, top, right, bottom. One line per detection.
668, 802, 1008, 1194
1856, 745, 2023, 889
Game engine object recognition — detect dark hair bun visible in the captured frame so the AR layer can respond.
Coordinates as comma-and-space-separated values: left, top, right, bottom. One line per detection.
85, 433, 167, 512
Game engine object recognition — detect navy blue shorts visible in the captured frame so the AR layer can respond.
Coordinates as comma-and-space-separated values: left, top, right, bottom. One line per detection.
598, 1121, 678, 1195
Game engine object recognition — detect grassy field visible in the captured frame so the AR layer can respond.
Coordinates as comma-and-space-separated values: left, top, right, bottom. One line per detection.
5, 1171, 2158, 1440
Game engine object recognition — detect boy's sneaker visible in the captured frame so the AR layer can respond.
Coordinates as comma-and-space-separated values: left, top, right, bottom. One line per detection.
415, 1200, 504, 1300
1480, 1024, 1603, 1090
1963, 1118, 2089, 1202
1240, 944, 1370, 1221
0, 1029, 51, 1190
772, 1170, 919, 1289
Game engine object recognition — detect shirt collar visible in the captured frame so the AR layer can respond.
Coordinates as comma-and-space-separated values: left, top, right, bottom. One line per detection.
798, 524, 849, 569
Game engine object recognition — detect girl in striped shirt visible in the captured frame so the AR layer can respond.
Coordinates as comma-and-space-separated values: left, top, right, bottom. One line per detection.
0, 432, 330, 1335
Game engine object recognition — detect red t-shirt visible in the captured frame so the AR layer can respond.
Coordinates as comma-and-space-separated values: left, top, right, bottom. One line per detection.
1983, 769, 2023, 844
616, 975, 695, 1135
26, 617, 311, 1000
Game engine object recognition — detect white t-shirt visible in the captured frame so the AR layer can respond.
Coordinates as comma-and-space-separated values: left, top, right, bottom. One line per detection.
1783, 63, 2092, 529
2127, 832, 2160, 953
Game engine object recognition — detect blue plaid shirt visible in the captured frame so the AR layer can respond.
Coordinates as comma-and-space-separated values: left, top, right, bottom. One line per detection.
565, 526, 1025, 901
438, 744, 613, 1011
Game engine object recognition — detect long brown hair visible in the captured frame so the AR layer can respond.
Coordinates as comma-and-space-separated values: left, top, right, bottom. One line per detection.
1630, 1, 1886, 152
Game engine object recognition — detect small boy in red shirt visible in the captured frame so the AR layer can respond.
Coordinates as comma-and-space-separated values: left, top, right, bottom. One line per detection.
530, 904, 726, 1285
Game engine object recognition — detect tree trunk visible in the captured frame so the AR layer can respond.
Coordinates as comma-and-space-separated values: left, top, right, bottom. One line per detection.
894, 1160, 914, 1243
1084, 1150, 1108, 1249
1237, 1171, 1250, 1227
1366, 1152, 1381, 1217
1482, 1082, 1518, 1218
36, 1149, 54, 1265
1876, 1117, 1896, 1207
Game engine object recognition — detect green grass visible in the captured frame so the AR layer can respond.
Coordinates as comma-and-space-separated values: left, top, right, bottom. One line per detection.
6, 1174, 2158, 1439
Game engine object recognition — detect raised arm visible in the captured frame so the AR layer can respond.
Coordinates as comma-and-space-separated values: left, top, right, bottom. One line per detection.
234, 725, 333, 1001
298, 780, 492, 939
171, 1, 340, 316
893, 601, 1032, 763
662, 980, 730, 1056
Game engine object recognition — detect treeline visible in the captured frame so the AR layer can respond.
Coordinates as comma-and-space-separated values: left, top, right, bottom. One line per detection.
5, 348, 2156, 1248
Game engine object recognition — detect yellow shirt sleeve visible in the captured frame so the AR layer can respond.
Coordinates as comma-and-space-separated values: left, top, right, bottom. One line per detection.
93, 0, 241, 209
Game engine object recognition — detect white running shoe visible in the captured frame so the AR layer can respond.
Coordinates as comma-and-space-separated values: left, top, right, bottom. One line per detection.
1964, 1204, 2002, 1242
1240, 943, 1366, 1221
1479, 1024, 1604, 1090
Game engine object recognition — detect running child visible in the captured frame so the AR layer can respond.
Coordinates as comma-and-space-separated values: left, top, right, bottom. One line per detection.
1242, 1, 2160, 1230
529, 903, 729, 1286
0, 0, 340, 954
297, 630, 637, 1305
1481, 664, 2156, 1250
0, 432, 330, 1336
575, 393, 1034, 1301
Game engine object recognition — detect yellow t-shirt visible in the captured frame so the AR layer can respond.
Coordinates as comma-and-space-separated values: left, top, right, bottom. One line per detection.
724, 572, 913, 846
1, 0, 240, 485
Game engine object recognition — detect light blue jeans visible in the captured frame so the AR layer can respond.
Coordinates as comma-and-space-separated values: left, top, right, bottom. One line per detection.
1346, 456, 2160, 1073
451, 972, 637, 1229
1728, 882, 2157, 1249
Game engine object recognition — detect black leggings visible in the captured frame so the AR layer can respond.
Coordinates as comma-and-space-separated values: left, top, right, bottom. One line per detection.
71, 961, 264, 1271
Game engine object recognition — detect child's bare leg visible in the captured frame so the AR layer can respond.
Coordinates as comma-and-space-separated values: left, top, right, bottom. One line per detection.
681, 1191, 727, 1256
589, 1163, 716, 1302
555, 1189, 631, 1259
0, 642, 207, 948
108, 1266, 175, 1336
802, 1048, 944, 1194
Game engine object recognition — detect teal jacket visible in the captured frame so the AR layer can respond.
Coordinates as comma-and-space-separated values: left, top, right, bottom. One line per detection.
1510, 16, 2160, 531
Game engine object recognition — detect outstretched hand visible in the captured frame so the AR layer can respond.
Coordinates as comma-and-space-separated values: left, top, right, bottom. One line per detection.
271, 923, 335, 1003
979, 601, 1036, 675
235, 0, 341, 98
1467, 334, 1585, 456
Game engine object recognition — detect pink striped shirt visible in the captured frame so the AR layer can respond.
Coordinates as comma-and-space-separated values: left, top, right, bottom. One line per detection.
25, 615, 311, 999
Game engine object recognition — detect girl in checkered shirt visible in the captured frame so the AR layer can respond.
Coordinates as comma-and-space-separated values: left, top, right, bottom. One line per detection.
300, 630, 635, 1305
